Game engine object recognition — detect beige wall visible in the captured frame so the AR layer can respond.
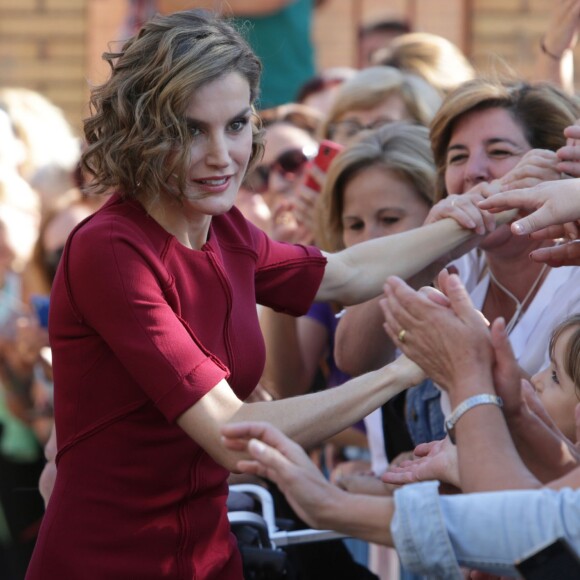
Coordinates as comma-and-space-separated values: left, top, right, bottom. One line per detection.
0, 0, 578, 132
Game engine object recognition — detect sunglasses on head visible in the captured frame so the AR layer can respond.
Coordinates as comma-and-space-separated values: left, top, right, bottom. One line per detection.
244, 146, 316, 193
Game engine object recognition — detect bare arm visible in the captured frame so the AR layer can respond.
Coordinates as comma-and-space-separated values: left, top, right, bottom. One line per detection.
534, 0, 580, 94
316, 212, 518, 306
334, 262, 446, 376
259, 309, 327, 398
222, 421, 396, 546
177, 354, 423, 472
334, 201, 516, 376
334, 296, 397, 376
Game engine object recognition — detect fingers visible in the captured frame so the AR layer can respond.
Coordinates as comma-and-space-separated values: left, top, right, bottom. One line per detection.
380, 469, 415, 485
418, 285, 450, 308
222, 421, 303, 462
478, 188, 534, 215
528, 224, 570, 240
529, 240, 580, 266
412, 440, 438, 458
511, 206, 557, 236
499, 150, 560, 189
489, 318, 522, 409
425, 194, 493, 235
440, 273, 479, 323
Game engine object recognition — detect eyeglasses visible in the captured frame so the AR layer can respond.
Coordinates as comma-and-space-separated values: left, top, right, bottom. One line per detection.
245, 146, 316, 193
328, 118, 394, 142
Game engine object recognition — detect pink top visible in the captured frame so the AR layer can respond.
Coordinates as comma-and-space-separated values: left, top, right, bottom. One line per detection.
26, 194, 326, 580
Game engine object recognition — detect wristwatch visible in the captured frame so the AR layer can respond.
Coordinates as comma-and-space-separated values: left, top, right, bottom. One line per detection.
445, 394, 503, 444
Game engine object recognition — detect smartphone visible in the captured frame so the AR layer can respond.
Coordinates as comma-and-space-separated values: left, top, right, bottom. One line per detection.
515, 537, 580, 580
30, 294, 50, 329
303, 139, 343, 193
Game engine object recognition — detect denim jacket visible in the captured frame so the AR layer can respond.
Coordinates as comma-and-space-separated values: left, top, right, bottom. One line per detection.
405, 379, 446, 446
392, 481, 580, 578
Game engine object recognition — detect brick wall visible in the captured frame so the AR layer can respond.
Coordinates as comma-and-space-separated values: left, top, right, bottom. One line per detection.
0, 0, 87, 132
0, 0, 577, 134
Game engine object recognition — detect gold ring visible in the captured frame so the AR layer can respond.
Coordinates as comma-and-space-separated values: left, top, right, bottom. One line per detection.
398, 329, 407, 343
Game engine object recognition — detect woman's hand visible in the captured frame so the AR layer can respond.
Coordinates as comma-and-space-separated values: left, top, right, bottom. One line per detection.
424, 190, 496, 236
270, 200, 314, 245
380, 272, 494, 399
292, 183, 319, 237
381, 437, 461, 489
334, 471, 397, 496
479, 178, 580, 239
558, 120, 580, 177
496, 149, 561, 190
222, 421, 342, 530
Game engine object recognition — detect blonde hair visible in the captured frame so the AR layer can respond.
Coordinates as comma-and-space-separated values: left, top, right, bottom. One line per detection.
317, 122, 435, 251
82, 10, 264, 202
430, 78, 580, 200
320, 66, 442, 139
0, 88, 80, 198
374, 32, 475, 96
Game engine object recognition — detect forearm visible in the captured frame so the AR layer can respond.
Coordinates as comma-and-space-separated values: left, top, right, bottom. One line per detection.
260, 308, 311, 398
319, 218, 475, 305
449, 374, 540, 492
232, 357, 418, 450
334, 265, 440, 376
316, 487, 395, 546
334, 297, 397, 376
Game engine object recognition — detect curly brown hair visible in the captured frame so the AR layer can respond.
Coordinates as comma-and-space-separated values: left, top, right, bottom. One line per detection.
82, 9, 264, 202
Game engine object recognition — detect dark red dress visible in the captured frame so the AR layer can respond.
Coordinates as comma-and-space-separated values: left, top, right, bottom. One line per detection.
26, 194, 326, 579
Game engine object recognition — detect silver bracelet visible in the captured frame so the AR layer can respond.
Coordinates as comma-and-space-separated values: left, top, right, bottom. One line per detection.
445, 394, 503, 444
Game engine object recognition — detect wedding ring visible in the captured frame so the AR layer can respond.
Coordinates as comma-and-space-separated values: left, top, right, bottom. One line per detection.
398, 329, 407, 343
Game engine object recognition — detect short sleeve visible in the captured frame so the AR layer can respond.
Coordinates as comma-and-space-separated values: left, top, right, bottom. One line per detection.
249, 224, 327, 315
62, 218, 228, 422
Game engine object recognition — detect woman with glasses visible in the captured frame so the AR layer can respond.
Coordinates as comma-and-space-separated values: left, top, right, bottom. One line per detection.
319, 66, 442, 147
243, 118, 318, 244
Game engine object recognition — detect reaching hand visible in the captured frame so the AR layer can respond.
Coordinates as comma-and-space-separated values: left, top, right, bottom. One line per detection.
380, 273, 494, 398
496, 149, 561, 190
557, 121, 580, 177
381, 437, 461, 489
478, 178, 580, 258
424, 190, 496, 236
221, 421, 339, 530
270, 200, 313, 245
487, 318, 524, 417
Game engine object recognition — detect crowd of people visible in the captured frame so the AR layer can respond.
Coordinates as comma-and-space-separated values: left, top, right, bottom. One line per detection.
1, 1, 580, 579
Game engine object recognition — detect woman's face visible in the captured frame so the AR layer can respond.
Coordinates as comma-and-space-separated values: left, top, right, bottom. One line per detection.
341, 165, 430, 248
532, 325, 580, 443
444, 107, 531, 195
331, 93, 411, 146
259, 122, 318, 210
177, 72, 254, 217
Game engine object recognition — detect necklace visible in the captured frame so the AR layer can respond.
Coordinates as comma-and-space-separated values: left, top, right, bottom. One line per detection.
487, 262, 549, 334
